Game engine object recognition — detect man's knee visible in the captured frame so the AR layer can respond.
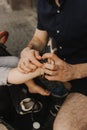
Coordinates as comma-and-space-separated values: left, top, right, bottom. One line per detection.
53, 93, 87, 130
53, 114, 74, 130
53, 116, 87, 130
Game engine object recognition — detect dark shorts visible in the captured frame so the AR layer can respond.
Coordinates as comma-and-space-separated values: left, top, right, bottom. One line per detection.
70, 78, 87, 96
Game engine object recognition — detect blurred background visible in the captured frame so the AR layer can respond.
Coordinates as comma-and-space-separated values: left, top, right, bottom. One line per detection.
0, 0, 37, 56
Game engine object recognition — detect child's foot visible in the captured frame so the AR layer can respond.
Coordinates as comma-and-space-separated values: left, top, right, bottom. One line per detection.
26, 80, 50, 96
29, 85, 50, 96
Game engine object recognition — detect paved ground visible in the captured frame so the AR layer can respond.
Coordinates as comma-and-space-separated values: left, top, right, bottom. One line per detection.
0, 1, 37, 56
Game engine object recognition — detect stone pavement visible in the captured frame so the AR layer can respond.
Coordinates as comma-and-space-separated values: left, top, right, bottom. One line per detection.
0, 2, 37, 56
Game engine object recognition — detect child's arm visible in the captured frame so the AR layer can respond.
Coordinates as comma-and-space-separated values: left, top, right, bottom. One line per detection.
7, 67, 43, 84
7, 66, 50, 96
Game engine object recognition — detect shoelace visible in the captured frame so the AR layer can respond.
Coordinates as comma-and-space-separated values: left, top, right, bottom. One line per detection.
31, 100, 41, 130
50, 104, 60, 117
31, 100, 39, 121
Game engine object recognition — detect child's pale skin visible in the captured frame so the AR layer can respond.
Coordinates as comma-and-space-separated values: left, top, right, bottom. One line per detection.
7, 67, 50, 96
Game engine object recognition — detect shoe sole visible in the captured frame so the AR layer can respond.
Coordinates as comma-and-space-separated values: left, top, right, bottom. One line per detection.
51, 91, 69, 98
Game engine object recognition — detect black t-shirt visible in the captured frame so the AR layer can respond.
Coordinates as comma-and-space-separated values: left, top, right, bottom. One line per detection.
37, 0, 87, 64
37, 0, 87, 95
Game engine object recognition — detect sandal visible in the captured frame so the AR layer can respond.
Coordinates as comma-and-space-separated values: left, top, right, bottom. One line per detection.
19, 98, 43, 115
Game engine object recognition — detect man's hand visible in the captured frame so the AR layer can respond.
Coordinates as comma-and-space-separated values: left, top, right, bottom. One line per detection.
18, 47, 42, 73
42, 53, 77, 82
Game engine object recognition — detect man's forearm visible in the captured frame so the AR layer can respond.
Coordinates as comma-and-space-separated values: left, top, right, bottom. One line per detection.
27, 37, 46, 52
27, 29, 48, 51
73, 63, 87, 79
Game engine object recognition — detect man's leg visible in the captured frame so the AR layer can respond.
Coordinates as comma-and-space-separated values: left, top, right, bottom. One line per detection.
53, 93, 87, 130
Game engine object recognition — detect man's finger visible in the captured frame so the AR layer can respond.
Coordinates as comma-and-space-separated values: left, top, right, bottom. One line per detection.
31, 54, 42, 67
35, 51, 42, 60
42, 53, 61, 62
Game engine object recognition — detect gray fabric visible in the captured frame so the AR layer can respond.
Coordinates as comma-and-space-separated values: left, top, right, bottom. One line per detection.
0, 56, 19, 86
0, 56, 19, 67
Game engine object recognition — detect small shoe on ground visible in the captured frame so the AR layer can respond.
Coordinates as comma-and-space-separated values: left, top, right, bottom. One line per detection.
19, 98, 43, 115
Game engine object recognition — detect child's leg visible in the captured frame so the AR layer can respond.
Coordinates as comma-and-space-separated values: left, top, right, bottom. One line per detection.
8, 67, 50, 96
0, 56, 19, 67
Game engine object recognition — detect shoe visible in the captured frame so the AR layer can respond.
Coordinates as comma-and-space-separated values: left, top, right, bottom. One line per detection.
41, 95, 67, 130
41, 112, 54, 130
19, 98, 43, 115
41, 105, 60, 130
50, 104, 60, 117
49, 95, 66, 118
8, 85, 43, 115
51, 85, 69, 98
35, 77, 69, 98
